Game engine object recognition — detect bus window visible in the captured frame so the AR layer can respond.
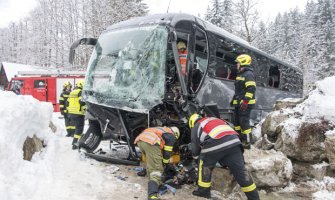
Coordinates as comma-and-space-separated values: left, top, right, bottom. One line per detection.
215, 62, 231, 79
191, 27, 208, 92
269, 66, 280, 88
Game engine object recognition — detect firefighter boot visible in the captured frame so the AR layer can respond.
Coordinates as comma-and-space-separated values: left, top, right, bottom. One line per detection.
72, 138, 78, 150
192, 186, 211, 199
148, 180, 160, 200
137, 168, 147, 177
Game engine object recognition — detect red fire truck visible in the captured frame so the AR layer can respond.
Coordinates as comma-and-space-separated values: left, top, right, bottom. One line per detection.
7, 71, 85, 112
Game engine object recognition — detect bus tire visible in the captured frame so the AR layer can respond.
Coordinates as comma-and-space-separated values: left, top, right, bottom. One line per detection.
79, 122, 102, 153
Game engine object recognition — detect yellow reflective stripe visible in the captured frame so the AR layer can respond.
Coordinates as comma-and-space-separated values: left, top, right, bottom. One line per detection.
59, 97, 64, 100
149, 195, 159, 199
74, 134, 81, 139
63, 94, 69, 97
198, 160, 211, 188
241, 183, 257, 192
234, 126, 241, 131
245, 81, 256, 87
249, 99, 256, 104
233, 100, 238, 105
209, 125, 234, 138
245, 92, 253, 98
162, 158, 169, 164
236, 76, 245, 81
164, 145, 173, 151
242, 128, 252, 134
69, 126, 76, 129
60, 105, 64, 108
240, 99, 256, 104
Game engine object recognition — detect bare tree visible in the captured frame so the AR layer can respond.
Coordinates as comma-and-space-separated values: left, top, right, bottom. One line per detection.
233, 0, 260, 43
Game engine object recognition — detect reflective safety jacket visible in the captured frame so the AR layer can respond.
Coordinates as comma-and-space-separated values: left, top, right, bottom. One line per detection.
59, 90, 70, 115
67, 87, 86, 115
178, 49, 188, 76
232, 66, 256, 106
134, 127, 176, 164
191, 117, 241, 158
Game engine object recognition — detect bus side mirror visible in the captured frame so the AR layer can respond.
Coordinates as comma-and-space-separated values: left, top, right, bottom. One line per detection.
69, 38, 97, 64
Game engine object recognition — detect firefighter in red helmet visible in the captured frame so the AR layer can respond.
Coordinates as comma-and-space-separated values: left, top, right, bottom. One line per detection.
188, 113, 259, 200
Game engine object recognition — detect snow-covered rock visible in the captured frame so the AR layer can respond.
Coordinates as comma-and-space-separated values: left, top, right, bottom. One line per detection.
325, 130, 335, 170
244, 148, 293, 188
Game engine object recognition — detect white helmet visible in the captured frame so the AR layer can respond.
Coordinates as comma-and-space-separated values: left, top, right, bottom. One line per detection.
170, 126, 180, 139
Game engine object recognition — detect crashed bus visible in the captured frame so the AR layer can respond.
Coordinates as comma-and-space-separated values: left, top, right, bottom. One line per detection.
69, 13, 303, 165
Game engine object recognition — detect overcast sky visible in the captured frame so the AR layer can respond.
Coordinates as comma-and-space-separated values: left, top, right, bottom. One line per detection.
0, 0, 308, 28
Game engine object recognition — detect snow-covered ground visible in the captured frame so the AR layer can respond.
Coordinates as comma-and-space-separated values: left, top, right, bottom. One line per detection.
1, 76, 335, 200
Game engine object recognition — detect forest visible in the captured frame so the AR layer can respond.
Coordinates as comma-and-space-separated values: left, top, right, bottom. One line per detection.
0, 0, 334, 88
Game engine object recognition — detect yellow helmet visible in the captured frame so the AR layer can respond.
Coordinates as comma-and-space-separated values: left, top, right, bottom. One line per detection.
235, 54, 252, 66
170, 126, 180, 139
63, 81, 72, 88
76, 80, 85, 88
189, 113, 202, 128
177, 41, 186, 50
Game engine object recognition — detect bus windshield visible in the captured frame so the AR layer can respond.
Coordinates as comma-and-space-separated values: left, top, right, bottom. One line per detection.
84, 25, 168, 112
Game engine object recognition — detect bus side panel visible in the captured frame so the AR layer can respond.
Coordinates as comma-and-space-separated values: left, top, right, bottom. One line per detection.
196, 76, 302, 124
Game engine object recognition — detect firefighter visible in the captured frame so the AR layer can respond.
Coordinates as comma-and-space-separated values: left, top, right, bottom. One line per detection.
67, 79, 86, 150
59, 81, 75, 137
177, 41, 188, 76
134, 126, 180, 200
189, 113, 260, 200
231, 54, 256, 148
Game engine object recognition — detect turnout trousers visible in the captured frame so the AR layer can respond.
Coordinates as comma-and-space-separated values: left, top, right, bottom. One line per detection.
64, 114, 75, 137
137, 141, 163, 198
198, 145, 260, 200
234, 106, 253, 142
68, 114, 85, 145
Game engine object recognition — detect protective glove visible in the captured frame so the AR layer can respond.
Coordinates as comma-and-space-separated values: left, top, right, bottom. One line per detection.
240, 100, 248, 111
164, 164, 176, 178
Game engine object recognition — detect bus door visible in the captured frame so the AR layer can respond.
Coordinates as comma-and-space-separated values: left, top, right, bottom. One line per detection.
32, 79, 47, 101
190, 26, 208, 93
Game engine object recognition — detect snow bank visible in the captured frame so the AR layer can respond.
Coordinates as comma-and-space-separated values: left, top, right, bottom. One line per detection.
296, 76, 335, 123
0, 91, 54, 199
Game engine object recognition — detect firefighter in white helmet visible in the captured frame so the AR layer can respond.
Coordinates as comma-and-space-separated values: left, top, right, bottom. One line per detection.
134, 126, 180, 200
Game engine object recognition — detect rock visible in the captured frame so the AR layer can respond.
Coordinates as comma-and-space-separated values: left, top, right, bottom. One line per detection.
273, 98, 303, 111
293, 161, 329, 181
325, 132, 335, 170
261, 111, 288, 142
254, 134, 274, 150
23, 135, 43, 161
244, 148, 293, 188
49, 121, 57, 133
212, 167, 237, 194
275, 119, 331, 162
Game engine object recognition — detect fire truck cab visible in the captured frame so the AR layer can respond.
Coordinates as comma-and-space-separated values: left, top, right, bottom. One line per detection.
7, 71, 85, 111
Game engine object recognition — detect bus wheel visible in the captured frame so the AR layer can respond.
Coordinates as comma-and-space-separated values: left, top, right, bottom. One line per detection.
79, 122, 102, 153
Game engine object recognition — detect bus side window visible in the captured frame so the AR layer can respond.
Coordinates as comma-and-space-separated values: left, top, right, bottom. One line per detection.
268, 66, 280, 88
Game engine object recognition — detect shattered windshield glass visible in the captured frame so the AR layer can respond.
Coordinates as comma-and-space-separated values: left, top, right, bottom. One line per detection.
84, 25, 168, 112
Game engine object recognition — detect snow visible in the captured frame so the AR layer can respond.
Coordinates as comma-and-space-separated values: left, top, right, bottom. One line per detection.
1, 62, 43, 81
0, 91, 145, 200
2, 76, 335, 199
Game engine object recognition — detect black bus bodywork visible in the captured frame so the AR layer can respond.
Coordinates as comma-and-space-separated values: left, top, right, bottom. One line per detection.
69, 13, 303, 163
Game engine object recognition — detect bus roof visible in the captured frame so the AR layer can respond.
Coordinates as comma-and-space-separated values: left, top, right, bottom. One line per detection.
106, 13, 302, 73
